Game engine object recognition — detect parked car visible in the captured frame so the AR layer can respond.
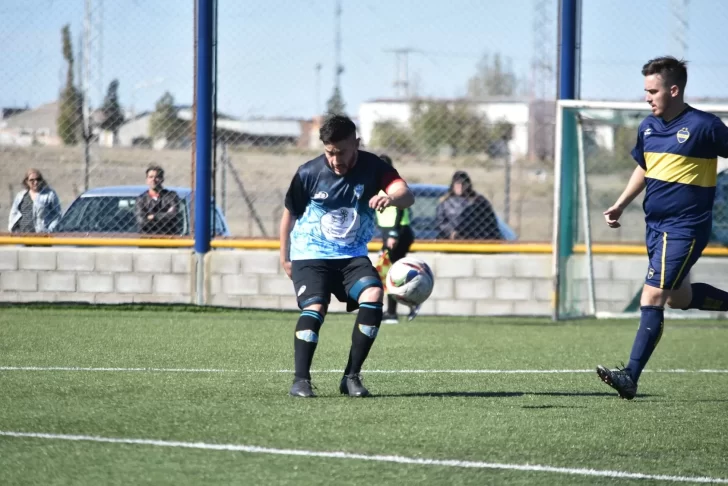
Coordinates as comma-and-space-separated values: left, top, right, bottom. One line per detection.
56, 186, 231, 237
407, 183, 517, 241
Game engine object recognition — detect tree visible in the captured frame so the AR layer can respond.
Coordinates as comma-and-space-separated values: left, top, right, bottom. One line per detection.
57, 24, 84, 145
369, 120, 414, 153
99, 79, 125, 143
410, 101, 491, 156
411, 101, 453, 154
149, 91, 187, 143
467, 53, 519, 98
326, 86, 346, 116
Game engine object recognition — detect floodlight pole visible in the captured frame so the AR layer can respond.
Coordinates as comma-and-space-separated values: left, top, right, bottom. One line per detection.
194, 0, 213, 305
552, 0, 581, 320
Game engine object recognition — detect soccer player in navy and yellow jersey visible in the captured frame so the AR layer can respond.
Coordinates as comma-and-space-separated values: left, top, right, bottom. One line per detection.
597, 56, 728, 400
280, 115, 415, 398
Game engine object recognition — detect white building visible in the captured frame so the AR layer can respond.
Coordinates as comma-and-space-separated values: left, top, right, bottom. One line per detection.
358, 98, 534, 159
0, 102, 62, 146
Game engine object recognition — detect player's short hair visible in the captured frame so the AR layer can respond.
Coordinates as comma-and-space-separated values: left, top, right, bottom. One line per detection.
319, 115, 357, 144
642, 56, 688, 91
146, 165, 165, 179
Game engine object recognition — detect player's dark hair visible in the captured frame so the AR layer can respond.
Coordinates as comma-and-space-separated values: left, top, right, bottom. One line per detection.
146, 165, 165, 179
642, 56, 688, 91
319, 115, 357, 144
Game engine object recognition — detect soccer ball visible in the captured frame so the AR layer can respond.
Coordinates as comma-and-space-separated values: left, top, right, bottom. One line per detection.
385, 257, 434, 307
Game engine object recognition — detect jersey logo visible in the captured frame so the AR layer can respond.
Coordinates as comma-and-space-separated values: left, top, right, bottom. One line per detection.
644, 128, 652, 137
313, 191, 329, 200
647, 267, 655, 279
677, 127, 690, 144
354, 184, 364, 200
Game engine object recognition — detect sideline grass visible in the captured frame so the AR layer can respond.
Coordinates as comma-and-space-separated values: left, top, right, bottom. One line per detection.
1, 307, 727, 485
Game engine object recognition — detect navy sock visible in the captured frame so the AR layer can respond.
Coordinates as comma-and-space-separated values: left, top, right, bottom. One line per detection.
687, 283, 728, 311
626, 305, 664, 383
294, 310, 324, 380
344, 302, 383, 376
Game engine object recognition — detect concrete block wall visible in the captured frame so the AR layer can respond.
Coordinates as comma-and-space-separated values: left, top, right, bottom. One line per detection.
2, 247, 728, 317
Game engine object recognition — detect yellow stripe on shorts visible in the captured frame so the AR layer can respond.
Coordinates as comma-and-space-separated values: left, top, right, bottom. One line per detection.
660, 233, 667, 289
671, 238, 696, 290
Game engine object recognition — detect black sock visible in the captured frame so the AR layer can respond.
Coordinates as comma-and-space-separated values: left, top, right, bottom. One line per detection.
386, 295, 397, 315
626, 306, 664, 383
343, 302, 383, 376
294, 310, 324, 380
687, 283, 728, 311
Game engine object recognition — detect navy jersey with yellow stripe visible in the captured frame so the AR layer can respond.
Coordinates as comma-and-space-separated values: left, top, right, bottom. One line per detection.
632, 105, 728, 237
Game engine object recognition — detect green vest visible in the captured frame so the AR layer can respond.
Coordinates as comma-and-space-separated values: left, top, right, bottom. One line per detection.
376, 205, 410, 228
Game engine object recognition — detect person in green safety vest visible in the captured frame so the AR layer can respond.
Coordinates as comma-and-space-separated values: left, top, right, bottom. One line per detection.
376, 154, 415, 324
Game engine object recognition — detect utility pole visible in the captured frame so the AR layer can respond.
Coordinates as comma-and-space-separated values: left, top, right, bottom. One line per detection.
315, 63, 322, 115
671, 0, 689, 60
82, 0, 103, 190
334, 0, 343, 91
384, 48, 417, 98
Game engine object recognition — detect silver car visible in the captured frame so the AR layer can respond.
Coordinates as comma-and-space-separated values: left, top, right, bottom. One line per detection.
56, 185, 230, 236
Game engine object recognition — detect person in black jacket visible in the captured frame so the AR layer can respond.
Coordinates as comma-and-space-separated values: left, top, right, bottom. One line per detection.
436, 170, 502, 240
135, 165, 182, 235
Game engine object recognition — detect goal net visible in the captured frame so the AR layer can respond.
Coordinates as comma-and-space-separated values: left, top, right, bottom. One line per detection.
552, 100, 728, 320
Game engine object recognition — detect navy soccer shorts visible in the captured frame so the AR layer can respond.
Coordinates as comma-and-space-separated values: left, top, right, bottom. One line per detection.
291, 257, 382, 311
644, 227, 708, 290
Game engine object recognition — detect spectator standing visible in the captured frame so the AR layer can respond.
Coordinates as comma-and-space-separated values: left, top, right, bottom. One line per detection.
8, 168, 62, 233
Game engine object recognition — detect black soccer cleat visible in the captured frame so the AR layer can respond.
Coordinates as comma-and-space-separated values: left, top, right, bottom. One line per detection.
339, 373, 370, 397
289, 378, 316, 398
381, 313, 399, 325
596, 364, 637, 400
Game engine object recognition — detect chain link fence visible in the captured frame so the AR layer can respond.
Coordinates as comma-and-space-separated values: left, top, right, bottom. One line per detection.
4, 1, 728, 244
1, 0, 194, 236
210, 0, 559, 241
578, 1, 728, 245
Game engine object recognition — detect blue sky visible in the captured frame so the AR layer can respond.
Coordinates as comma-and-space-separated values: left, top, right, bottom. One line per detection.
2, 0, 728, 119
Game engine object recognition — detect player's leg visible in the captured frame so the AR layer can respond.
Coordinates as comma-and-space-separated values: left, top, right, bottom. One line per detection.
383, 227, 414, 323
669, 236, 728, 311
598, 228, 671, 399
340, 257, 384, 397
289, 260, 332, 397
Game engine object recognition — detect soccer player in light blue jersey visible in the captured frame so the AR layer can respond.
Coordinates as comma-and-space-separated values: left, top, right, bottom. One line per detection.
280, 115, 415, 398
597, 56, 728, 399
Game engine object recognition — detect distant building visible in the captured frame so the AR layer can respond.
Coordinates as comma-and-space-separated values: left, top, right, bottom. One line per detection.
358, 97, 555, 161
0, 101, 61, 146
102, 107, 310, 150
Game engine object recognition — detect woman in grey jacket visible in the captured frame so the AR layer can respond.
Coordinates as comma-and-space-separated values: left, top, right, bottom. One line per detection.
8, 169, 62, 233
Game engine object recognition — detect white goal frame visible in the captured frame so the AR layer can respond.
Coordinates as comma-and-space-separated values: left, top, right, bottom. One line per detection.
551, 100, 728, 321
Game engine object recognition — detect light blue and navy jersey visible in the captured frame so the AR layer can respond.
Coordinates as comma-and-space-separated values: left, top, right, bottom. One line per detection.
632, 105, 728, 237
285, 151, 402, 260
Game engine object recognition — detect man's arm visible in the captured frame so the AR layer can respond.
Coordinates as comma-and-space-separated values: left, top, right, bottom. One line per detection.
385, 180, 414, 208
134, 195, 146, 227
279, 208, 296, 278
604, 165, 646, 228
154, 192, 180, 221
370, 179, 414, 212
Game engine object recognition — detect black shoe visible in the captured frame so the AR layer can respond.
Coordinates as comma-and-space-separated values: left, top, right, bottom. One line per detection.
289, 378, 316, 397
382, 313, 399, 325
596, 364, 637, 400
339, 373, 370, 397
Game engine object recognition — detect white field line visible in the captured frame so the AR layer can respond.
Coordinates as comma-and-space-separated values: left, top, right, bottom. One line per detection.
0, 431, 726, 484
1, 366, 728, 374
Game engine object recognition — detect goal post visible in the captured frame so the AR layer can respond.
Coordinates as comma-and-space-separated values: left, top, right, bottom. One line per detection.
552, 100, 728, 321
